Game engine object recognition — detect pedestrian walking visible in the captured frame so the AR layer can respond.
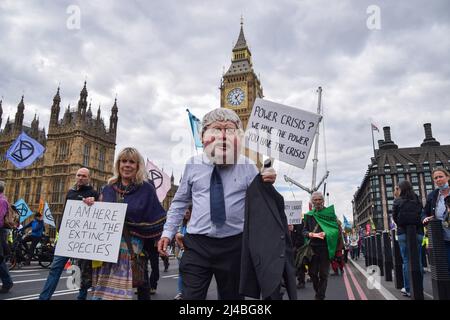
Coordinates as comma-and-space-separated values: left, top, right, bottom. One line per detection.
422, 168, 450, 277
158, 108, 277, 300
0, 181, 14, 294
303, 191, 340, 300
39, 168, 99, 300
393, 180, 424, 297
88, 147, 166, 300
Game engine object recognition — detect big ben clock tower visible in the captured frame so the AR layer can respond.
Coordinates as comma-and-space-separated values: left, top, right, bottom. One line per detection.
220, 19, 264, 166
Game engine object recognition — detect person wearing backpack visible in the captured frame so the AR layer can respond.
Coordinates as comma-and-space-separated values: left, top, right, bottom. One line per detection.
0, 181, 14, 294
392, 180, 424, 297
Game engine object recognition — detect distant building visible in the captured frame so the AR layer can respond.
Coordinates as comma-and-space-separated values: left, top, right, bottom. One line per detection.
0, 83, 117, 231
220, 20, 264, 167
353, 124, 450, 231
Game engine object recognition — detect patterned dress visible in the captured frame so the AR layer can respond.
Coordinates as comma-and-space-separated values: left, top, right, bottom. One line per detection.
91, 180, 166, 300
91, 237, 142, 300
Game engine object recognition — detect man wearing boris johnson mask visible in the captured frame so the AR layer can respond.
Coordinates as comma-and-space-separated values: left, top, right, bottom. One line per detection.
158, 108, 276, 300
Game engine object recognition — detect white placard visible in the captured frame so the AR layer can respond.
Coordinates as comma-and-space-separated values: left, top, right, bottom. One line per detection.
244, 98, 322, 169
55, 200, 127, 263
285, 201, 303, 225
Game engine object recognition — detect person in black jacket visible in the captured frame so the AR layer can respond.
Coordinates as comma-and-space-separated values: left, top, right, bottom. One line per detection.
421, 168, 450, 277
39, 168, 99, 300
289, 222, 307, 288
302, 192, 330, 300
240, 174, 297, 300
392, 180, 424, 297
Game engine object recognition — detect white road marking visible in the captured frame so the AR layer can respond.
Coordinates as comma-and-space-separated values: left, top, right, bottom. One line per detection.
349, 259, 398, 300
12, 276, 69, 284
9, 269, 44, 273
11, 273, 41, 278
5, 288, 79, 300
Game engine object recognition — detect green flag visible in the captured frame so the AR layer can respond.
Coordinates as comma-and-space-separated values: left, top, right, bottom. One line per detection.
305, 205, 339, 259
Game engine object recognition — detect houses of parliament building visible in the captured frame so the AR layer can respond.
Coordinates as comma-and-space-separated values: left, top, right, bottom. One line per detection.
0, 82, 118, 229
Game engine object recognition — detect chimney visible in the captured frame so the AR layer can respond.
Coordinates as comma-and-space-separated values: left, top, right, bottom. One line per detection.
383, 126, 392, 142
421, 123, 440, 147
377, 140, 384, 148
380, 126, 398, 150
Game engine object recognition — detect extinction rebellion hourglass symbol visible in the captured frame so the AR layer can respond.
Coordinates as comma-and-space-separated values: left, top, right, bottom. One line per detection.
149, 169, 164, 189
15, 202, 30, 219
11, 139, 35, 163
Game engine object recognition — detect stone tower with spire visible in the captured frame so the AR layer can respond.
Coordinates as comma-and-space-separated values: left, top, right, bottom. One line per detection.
0, 82, 118, 230
220, 18, 264, 166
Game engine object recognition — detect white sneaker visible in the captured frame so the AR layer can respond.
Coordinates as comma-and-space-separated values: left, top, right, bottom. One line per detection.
174, 293, 183, 300
400, 288, 410, 296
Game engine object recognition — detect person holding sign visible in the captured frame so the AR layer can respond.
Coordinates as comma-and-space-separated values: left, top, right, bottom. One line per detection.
302, 192, 339, 300
88, 147, 166, 300
39, 168, 99, 300
158, 108, 276, 300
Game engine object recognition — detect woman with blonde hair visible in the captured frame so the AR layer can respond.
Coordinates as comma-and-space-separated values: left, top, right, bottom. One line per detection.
87, 147, 166, 300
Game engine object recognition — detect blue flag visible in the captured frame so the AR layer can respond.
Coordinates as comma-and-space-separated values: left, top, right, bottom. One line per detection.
186, 109, 202, 148
343, 215, 352, 229
43, 202, 56, 227
14, 199, 33, 223
6, 132, 45, 169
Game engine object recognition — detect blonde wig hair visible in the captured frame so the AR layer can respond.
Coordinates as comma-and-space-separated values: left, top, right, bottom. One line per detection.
108, 147, 148, 185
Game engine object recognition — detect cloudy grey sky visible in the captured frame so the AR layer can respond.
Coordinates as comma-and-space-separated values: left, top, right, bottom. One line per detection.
1, 0, 449, 221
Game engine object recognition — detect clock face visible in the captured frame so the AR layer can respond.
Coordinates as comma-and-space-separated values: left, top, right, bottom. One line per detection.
227, 87, 245, 106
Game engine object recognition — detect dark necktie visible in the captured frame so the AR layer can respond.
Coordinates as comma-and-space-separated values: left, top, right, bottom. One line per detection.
210, 165, 226, 225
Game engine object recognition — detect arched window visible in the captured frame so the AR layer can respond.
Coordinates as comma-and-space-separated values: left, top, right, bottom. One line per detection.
59, 141, 68, 160
83, 144, 91, 166
98, 147, 106, 171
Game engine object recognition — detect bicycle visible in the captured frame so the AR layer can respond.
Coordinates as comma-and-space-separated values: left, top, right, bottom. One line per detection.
6, 230, 55, 270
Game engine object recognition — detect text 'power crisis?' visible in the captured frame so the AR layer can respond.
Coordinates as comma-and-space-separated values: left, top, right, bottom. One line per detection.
55, 200, 127, 263
244, 98, 322, 169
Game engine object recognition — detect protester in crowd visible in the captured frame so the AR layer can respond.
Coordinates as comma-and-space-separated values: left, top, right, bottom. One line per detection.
0, 181, 14, 294
289, 222, 307, 289
173, 204, 192, 300
343, 232, 350, 263
87, 147, 166, 300
331, 222, 345, 276
161, 252, 170, 272
349, 229, 359, 260
422, 168, 450, 277
393, 180, 424, 297
39, 168, 99, 300
303, 191, 339, 300
22, 213, 44, 264
158, 108, 276, 300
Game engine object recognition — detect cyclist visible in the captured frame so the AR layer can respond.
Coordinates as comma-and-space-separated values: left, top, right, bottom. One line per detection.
22, 213, 44, 265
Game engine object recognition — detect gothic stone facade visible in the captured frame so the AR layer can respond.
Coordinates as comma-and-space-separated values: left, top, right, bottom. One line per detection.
0, 82, 118, 229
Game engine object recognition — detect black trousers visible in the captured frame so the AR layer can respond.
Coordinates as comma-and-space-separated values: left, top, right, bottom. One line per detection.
136, 238, 156, 300
147, 242, 160, 289
309, 245, 329, 300
180, 233, 243, 300
23, 235, 40, 260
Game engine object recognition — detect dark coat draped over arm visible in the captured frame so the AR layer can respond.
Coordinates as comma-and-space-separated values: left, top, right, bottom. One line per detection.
239, 174, 297, 300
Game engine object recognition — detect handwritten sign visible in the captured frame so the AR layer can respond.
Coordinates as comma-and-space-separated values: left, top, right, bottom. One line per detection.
244, 98, 321, 169
55, 200, 127, 263
285, 201, 303, 225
